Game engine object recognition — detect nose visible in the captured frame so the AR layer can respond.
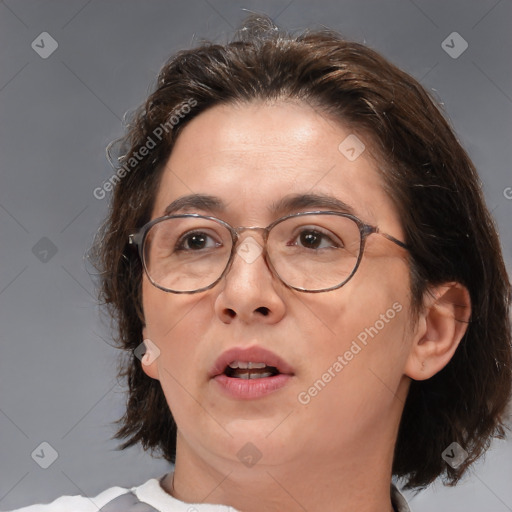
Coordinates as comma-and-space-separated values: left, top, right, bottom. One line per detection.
213, 232, 286, 325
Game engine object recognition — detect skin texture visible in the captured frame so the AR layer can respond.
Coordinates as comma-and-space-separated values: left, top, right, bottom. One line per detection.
140, 100, 471, 512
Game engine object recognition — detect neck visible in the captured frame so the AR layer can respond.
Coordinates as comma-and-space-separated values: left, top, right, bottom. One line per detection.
161, 435, 397, 512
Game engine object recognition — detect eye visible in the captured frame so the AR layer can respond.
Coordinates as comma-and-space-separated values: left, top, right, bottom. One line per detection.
175, 230, 222, 251
291, 228, 342, 250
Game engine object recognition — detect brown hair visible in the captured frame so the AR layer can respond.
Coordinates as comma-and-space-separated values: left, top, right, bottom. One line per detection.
90, 14, 512, 490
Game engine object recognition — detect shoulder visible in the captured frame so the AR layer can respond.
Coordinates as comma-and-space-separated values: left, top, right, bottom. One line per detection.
2, 485, 130, 512
2, 474, 238, 512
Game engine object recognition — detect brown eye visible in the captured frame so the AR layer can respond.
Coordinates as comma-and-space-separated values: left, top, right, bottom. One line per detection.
292, 228, 341, 250
176, 231, 220, 251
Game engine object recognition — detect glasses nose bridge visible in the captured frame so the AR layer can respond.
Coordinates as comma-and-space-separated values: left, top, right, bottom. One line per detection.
232, 225, 270, 246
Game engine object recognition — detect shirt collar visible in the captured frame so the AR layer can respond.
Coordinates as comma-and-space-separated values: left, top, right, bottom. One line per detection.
134, 473, 411, 512
391, 483, 411, 512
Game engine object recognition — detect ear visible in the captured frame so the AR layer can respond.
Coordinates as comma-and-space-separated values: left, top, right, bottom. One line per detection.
140, 327, 160, 380
404, 282, 471, 380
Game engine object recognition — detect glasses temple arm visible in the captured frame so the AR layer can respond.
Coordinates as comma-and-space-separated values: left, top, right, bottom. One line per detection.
379, 231, 410, 250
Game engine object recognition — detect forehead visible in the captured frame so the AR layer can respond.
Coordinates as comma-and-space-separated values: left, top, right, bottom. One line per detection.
153, 100, 400, 233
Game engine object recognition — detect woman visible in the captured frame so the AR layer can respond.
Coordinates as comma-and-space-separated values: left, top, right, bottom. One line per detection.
11, 14, 511, 512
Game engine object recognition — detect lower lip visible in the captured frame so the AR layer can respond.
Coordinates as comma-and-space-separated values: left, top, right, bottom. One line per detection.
212, 373, 292, 399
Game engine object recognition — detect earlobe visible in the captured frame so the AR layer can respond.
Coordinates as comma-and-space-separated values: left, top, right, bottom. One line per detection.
404, 282, 471, 381
140, 328, 160, 380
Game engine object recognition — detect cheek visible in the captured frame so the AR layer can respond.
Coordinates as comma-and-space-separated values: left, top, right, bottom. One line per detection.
142, 279, 202, 375
296, 288, 410, 443
347, 272, 410, 367
142, 279, 167, 337
142, 277, 203, 336
299, 257, 411, 373
141, 283, 220, 435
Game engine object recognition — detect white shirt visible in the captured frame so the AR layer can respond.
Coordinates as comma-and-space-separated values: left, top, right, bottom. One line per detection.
3, 473, 411, 511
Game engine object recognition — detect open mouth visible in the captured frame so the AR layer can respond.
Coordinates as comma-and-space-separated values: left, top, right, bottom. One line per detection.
211, 348, 293, 398
224, 360, 281, 380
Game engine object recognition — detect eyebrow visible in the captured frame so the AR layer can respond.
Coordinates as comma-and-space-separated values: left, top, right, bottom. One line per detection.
163, 193, 359, 218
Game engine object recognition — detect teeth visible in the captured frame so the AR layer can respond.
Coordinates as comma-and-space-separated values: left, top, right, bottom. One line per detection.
234, 371, 274, 379
224, 361, 280, 379
228, 361, 267, 369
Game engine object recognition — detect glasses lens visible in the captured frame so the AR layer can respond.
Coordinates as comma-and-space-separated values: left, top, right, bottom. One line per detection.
267, 213, 362, 291
142, 213, 362, 293
143, 217, 232, 292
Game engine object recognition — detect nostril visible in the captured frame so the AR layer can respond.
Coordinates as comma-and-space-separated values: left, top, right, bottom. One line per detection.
256, 306, 270, 316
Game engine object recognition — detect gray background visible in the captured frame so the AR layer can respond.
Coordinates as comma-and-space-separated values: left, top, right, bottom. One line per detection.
1, 0, 511, 510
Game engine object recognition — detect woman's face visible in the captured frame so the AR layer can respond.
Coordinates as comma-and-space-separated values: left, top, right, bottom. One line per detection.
141, 100, 413, 471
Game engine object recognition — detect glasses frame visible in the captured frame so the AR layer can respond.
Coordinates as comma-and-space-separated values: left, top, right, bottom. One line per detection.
128, 211, 409, 294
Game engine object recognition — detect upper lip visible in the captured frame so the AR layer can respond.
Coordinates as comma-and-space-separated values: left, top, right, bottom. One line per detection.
209, 346, 295, 378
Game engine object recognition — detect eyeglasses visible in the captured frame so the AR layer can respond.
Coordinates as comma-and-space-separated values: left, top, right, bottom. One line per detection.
128, 211, 409, 294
